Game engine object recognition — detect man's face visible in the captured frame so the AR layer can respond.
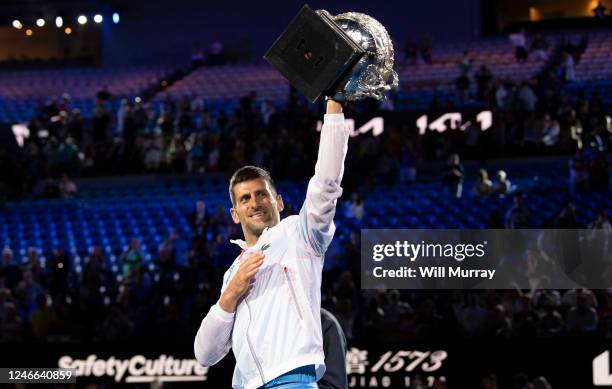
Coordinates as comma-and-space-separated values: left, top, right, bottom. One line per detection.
230, 178, 284, 238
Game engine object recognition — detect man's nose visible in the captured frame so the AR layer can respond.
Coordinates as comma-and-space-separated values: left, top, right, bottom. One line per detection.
248, 195, 261, 209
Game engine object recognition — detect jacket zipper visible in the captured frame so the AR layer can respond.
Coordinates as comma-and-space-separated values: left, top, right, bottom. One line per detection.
244, 297, 266, 385
283, 266, 304, 320
237, 249, 266, 386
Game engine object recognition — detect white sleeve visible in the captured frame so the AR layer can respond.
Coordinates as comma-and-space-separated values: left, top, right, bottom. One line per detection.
298, 113, 350, 255
193, 302, 235, 366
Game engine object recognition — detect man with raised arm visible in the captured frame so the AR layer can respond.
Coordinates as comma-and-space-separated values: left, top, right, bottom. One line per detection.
194, 99, 349, 389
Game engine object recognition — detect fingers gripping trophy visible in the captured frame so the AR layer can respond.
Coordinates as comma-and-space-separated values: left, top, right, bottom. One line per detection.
194, 5, 398, 389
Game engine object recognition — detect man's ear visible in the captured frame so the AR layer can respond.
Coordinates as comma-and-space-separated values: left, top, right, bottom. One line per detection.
230, 208, 241, 224
276, 194, 284, 213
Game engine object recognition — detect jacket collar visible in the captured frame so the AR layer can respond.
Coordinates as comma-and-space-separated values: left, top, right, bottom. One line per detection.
229, 227, 271, 251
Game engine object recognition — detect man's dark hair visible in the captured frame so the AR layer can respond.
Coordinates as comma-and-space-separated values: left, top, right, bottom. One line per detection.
229, 166, 276, 206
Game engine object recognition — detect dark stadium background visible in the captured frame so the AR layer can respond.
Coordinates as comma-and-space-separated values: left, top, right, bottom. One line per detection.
0, 0, 611, 388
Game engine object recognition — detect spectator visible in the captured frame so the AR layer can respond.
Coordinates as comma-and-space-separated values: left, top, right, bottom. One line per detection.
505, 193, 532, 229
96, 85, 111, 101
518, 82, 537, 112
189, 200, 211, 239
14, 270, 44, 321
260, 100, 276, 126
206, 41, 225, 65
82, 246, 106, 290
530, 35, 549, 61
566, 294, 598, 333
58, 173, 77, 198
569, 149, 590, 192
91, 105, 110, 143
318, 308, 348, 389
344, 192, 365, 221
541, 114, 560, 147
510, 29, 528, 62
159, 230, 188, 267
492, 170, 512, 197
458, 293, 487, 337
443, 154, 464, 198
119, 238, 143, 278
191, 42, 205, 68
0, 303, 21, 342
67, 109, 84, 144
455, 72, 470, 103
475, 65, 493, 101
513, 295, 539, 338
383, 290, 413, 327
553, 202, 581, 229
494, 81, 509, 110
0, 248, 21, 291
30, 292, 56, 339
539, 302, 564, 338
116, 99, 129, 137
592, 1, 607, 18
474, 169, 493, 196
560, 52, 576, 82
24, 247, 43, 284
459, 49, 471, 74
589, 210, 612, 230
562, 288, 598, 309
144, 135, 163, 172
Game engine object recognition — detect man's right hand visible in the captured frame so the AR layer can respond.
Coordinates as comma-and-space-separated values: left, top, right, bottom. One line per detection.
218, 252, 265, 313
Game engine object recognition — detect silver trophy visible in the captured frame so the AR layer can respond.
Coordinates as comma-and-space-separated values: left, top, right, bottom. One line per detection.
265, 5, 399, 103
318, 10, 399, 101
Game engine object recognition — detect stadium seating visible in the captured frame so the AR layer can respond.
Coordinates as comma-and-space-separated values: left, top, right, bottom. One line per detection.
1, 161, 609, 275
0, 66, 173, 122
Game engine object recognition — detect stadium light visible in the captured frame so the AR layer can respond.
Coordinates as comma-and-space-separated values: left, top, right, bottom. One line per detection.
112, 12, 120, 24
77, 15, 87, 25
55, 16, 63, 28
36, 18, 45, 27
94, 14, 103, 23
12, 20, 23, 29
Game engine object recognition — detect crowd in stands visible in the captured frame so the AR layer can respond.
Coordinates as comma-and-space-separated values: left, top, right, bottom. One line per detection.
0, 29, 610, 202
0, 31, 611, 359
1, 187, 611, 346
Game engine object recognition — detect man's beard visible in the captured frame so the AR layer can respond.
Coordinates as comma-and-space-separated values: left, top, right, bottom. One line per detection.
244, 216, 272, 237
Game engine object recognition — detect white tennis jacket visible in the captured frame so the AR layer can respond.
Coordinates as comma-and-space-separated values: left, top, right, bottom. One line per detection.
194, 113, 349, 389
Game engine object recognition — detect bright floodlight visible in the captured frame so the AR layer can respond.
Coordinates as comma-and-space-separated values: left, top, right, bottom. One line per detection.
94, 14, 103, 23
77, 15, 87, 25
12, 20, 23, 29
36, 18, 45, 27
112, 12, 120, 24
55, 16, 63, 28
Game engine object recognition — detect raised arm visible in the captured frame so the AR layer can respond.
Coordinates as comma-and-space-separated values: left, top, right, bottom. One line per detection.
298, 100, 350, 255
